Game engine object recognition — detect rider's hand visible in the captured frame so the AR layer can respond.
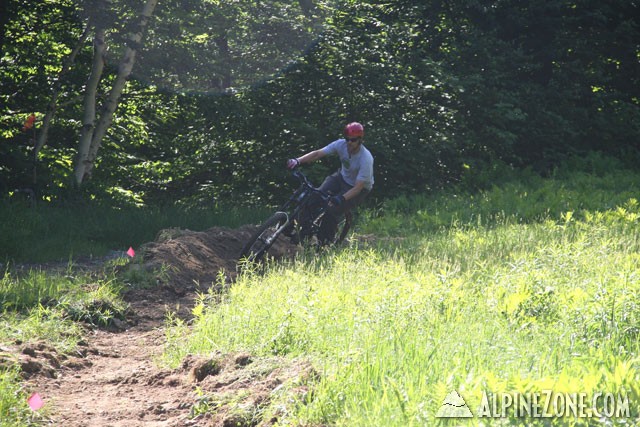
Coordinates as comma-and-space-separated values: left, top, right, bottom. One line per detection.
287, 158, 300, 170
329, 195, 345, 207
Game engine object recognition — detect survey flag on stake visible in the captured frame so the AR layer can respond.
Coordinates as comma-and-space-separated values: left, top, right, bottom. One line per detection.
127, 246, 135, 257
27, 393, 44, 411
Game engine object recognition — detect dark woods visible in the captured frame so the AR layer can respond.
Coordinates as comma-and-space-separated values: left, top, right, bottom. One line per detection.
1, 0, 638, 207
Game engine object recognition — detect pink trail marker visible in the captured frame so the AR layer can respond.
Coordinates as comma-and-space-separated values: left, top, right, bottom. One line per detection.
127, 246, 136, 257
27, 393, 44, 411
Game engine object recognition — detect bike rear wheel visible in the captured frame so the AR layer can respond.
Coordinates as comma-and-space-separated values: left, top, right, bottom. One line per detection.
335, 210, 352, 244
316, 210, 352, 245
240, 212, 288, 263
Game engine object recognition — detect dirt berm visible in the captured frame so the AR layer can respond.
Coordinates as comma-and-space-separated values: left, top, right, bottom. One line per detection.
136, 225, 300, 292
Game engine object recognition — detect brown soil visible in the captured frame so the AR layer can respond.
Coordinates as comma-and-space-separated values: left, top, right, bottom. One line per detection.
19, 225, 307, 426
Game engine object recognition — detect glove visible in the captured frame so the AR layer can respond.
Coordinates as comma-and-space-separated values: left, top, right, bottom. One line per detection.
287, 158, 300, 170
329, 195, 345, 207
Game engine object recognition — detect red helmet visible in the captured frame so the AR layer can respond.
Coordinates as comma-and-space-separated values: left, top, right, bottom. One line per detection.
344, 122, 364, 139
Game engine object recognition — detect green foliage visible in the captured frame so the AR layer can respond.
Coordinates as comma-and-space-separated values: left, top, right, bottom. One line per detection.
2, 0, 639, 206
139, 0, 336, 93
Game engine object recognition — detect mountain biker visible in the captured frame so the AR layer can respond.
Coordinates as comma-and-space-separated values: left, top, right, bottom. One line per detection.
286, 122, 374, 242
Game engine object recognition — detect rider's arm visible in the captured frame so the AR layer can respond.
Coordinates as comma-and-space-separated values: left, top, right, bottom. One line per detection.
297, 149, 326, 165
342, 180, 366, 201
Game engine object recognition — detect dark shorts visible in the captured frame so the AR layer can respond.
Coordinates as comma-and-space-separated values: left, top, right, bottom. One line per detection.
319, 171, 370, 218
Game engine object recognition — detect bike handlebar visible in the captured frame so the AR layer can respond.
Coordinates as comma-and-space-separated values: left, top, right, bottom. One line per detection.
292, 169, 331, 200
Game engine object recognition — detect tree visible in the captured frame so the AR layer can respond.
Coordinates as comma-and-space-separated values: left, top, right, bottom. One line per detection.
74, 0, 159, 185
35, 23, 91, 158
136, 0, 334, 93
0, 0, 87, 196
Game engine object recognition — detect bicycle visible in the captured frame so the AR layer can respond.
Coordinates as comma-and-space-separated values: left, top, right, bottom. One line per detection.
239, 169, 352, 263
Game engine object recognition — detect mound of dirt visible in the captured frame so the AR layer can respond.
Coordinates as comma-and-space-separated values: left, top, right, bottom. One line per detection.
180, 352, 317, 426
136, 225, 300, 292
0, 341, 92, 380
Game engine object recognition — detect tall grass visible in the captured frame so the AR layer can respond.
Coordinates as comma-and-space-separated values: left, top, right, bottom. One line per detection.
0, 267, 127, 329
361, 153, 640, 238
165, 158, 640, 426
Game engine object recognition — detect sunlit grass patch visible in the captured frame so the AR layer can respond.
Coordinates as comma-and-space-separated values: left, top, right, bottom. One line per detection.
1, 269, 128, 329
0, 307, 81, 354
0, 268, 76, 312
168, 201, 640, 425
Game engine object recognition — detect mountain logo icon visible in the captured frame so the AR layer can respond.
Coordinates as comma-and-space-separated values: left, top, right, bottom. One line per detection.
435, 390, 474, 418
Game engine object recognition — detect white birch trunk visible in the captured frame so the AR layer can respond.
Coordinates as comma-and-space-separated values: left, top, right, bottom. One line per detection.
74, 26, 107, 186
78, 0, 159, 183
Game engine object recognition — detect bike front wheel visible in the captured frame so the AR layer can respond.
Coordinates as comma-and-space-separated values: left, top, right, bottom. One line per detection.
240, 212, 289, 263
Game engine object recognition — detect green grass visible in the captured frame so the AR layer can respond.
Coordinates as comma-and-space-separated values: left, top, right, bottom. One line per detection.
0, 266, 130, 426
0, 366, 39, 426
2, 152, 640, 425
0, 267, 127, 329
0, 203, 270, 263
361, 156, 640, 238
165, 158, 640, 426
0, 267, 128, 366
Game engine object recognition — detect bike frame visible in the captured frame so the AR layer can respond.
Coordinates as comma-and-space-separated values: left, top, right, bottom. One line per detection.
239, 169, 351, 263
276, 169, 332, 238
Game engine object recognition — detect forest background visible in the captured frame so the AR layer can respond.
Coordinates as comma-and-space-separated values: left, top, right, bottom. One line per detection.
1, 0, 639, 210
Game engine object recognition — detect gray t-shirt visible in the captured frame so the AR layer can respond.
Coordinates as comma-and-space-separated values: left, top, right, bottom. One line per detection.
322, 139, 374, 190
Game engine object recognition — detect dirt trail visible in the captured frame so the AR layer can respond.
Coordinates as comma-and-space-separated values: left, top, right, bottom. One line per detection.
22, 225, 302, 426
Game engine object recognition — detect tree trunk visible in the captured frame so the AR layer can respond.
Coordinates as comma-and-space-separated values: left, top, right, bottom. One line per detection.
74, 26, 106, 186
214, 33, 233, 90
75, 0, 159, 185
36, 22, 92, 159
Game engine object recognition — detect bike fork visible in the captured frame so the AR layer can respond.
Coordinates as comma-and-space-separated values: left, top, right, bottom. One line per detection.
263, 212, 290, 246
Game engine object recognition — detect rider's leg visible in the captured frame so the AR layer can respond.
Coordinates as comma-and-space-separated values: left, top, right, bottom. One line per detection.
318, 171, 344, 196
317, 172, 347, 242
318, 173, 369, 243
295, 183, 335, 243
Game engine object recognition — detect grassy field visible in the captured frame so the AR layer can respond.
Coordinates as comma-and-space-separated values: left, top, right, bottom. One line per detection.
2, 154, 640, 425
165, 156, 640, 426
